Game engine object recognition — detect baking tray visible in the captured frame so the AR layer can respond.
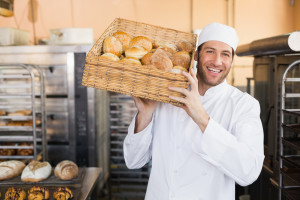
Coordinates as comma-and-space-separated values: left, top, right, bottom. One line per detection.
0, 185, 81, 200
0, 167, 85, 186
281, 168, 300, 186
282, 137, 300, 151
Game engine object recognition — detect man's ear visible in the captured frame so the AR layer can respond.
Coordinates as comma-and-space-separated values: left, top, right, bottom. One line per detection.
194, 50, 198, 61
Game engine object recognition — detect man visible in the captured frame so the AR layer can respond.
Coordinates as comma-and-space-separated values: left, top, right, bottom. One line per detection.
123, 23, 264, 200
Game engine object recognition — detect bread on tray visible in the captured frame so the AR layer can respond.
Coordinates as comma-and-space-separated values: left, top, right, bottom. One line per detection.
54, 160, 79, 180
21, 160, 52, 182
0, 160, 25, 181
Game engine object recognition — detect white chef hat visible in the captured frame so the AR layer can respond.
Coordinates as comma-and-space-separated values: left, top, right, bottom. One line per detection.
197, 23, 239, 51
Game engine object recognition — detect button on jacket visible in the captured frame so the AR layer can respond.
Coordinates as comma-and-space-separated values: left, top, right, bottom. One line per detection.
123, 81, 265, 200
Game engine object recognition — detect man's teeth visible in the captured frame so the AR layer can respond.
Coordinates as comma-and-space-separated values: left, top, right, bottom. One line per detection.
208, 67, 221, 73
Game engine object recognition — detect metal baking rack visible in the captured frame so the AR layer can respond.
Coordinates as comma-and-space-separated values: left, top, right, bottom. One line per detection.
0, 63, 47, 161
278, 60, 300, 200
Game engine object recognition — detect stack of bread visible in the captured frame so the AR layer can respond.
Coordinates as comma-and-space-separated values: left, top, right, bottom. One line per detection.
100, 31, 194, 74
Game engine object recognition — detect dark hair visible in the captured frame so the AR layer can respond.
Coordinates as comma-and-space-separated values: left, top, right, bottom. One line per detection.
197, 43, 235, 58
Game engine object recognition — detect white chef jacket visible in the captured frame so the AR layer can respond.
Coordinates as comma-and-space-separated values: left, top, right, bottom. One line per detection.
123, 80, 264, 200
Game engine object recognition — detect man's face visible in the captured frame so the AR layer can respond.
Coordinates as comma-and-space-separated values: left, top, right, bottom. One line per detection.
195, 40, 233, 87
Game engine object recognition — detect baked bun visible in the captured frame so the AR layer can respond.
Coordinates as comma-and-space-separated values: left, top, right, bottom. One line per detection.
53, 187, 73, 200
151, 48, 173, 71
113, 31, 131, 52
5, 187, 26, 200
120, 57, 141, 65
177, 40, 194, 53
129, 36, 152, 52
21, 161, 52, 182
141, 52, 153, 65
171, 66, 188, 74
125, 46, 148, 59
171, 51, 191, 70
8, 110, 31, 116
17, 142, 33, 156
0, 110, 5, 116
103, 36, 122, 57
54, 160, 79, 181
28, 186, 49, 200
154, 41, 177, 53
0, 160, 25, 181
100, 53, 120, 61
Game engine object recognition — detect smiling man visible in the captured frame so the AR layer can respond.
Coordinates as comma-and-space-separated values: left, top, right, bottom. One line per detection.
123, 23, 264, 200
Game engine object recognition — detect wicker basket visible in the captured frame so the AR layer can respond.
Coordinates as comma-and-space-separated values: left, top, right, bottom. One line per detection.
82, 18, 197, 105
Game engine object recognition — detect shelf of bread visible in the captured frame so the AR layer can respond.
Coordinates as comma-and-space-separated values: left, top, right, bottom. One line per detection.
0, 160, 83, 200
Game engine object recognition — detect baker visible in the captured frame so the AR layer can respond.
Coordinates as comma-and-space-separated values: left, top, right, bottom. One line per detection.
123, 22, 264, 200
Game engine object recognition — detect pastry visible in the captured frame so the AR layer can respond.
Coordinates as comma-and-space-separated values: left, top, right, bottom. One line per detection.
102, 36, 122, 57
100, 53, 120, 61
8, 110, 31, 116
0, 110, 6, 116
28, 186, 49, 200
17, 142, 33, 156
125, 46, 148, 59
141, 52, 153, 65
54, 160, 79, 180
120, 57, 141, 65
21, 160, 52, 182
176, 40, 194, 53
5, 187, 26, 200
150, 48, 173, 71
171, 51, 191, 70
7, 121, 23, 126
112, 31, 131, 52
129, 36, 152, 52
0, 160, 25, 181
53, 187, 73, 200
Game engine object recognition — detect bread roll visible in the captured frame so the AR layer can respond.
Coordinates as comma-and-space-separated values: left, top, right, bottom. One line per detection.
171, 51, 191, 70
125, 46, 148, 59
120, 57, 141, 65
21, 161, 52, 182
141, 52, 153, 65
150, 48, 173, 71
0, 160, 25, 181
129, 36, 152, 52
53, 187, 73, 200
8, 110, 31, 116
113, 31, 131, 52
171, 66, 188, 74
5, 187, 26, 200
54, 160, 79, 181
153, 41, 177, 53
28, 186, 49, 200
0, 110, 5, 116
100, 53, 120, 61
177, 40, 194, 53
103, 36, 122, 57
17, 142, 33, 156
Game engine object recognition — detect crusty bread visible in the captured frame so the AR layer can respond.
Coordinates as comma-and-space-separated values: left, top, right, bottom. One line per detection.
103, 36, 123, 57
150, 48, 173, 71
129, 36, 152, 52
0, 160, 25, 181
171, 51, 191, 70
54, 160, 79, 180
113, 31, 131, 53
171, 66, 188, 74
141, 52, 153, 65
125, 46, 148, 59
21, 161, 52, 182
100, 53, 120, 61
176, 40, 194, 53
120, 57, 141, 65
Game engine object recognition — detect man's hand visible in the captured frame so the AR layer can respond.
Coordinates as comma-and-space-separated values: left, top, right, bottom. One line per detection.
132, 96, 158, 133
168, 68, 209, 132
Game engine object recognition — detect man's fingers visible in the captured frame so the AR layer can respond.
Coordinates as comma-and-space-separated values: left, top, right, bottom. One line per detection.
169, 86, 189, 96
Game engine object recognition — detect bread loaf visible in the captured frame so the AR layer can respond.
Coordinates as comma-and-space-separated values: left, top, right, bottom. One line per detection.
150, 48, 173, 71
171, 51, 191, 70
171, 66, 188, 74
120, 57, 141, 65
0, 160, 25, 181
176, 40, 194, 53
21, 161, 52, 182
54, 160, 79, 180
113, 31, 131, 52
129, 36, 152, 52
103, 36, 123, 57
125, 46, 148, 59
141, 52, 153, 65
100, 53, 120, 61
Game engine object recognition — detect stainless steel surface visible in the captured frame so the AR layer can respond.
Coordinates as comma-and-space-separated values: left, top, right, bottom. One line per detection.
80, 167, 102, 200
0, 64, 47, 161
236, 31, 300, 57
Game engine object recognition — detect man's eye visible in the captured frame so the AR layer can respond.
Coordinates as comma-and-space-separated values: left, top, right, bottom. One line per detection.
206, 50, 213, 53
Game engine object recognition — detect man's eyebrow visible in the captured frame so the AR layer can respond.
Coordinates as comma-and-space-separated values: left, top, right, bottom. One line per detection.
204, 46, 231, 54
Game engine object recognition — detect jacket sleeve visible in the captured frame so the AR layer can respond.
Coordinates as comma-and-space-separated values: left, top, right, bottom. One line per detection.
192, 99, 265, 186
123, 113, 154, 169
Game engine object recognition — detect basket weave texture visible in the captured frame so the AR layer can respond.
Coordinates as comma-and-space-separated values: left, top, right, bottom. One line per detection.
82, 18, 197, 105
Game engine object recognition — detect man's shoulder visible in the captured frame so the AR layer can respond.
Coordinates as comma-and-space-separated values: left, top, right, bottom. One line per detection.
226, 84, 259, 105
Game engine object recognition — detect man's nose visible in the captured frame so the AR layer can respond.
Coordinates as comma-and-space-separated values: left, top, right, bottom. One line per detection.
212, 54, 222, 66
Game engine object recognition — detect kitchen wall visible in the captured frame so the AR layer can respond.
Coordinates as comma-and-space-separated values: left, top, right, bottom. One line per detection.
0, 0, 298, 88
